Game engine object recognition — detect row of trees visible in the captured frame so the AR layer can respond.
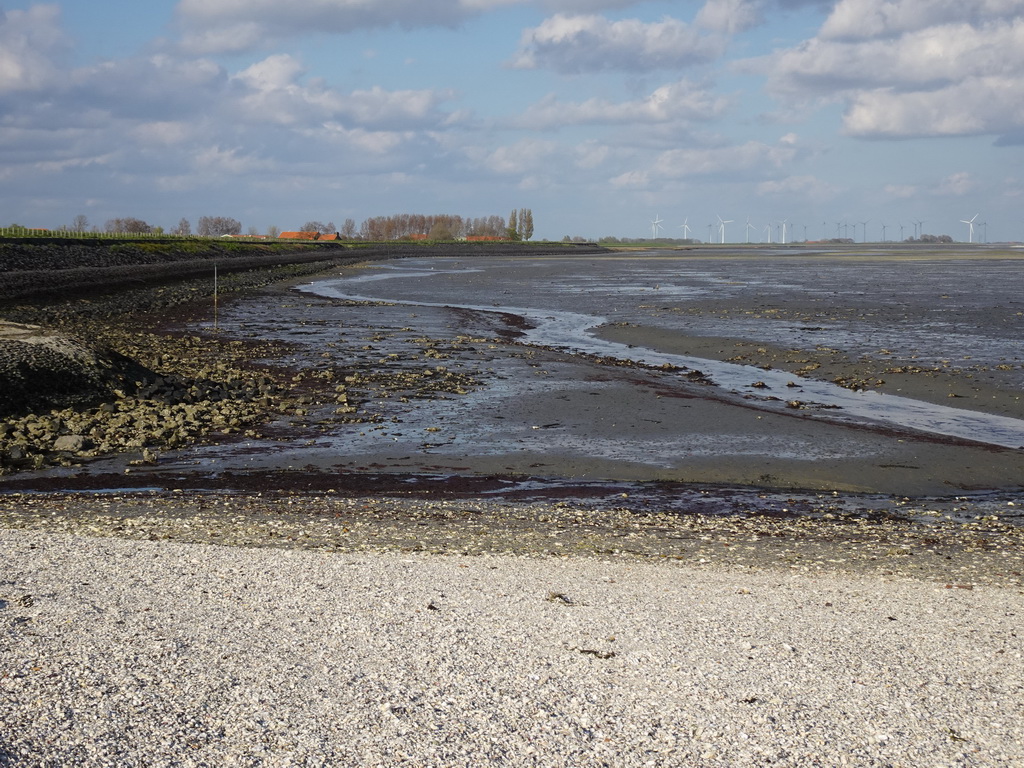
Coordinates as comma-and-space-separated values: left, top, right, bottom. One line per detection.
48, 209, 536, 240
107, 216, 243, 237
49, 215, 245, 237
358, 214, 512, 241
507, 209, 534, 241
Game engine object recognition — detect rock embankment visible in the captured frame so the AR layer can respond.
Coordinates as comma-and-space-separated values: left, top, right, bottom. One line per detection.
0, 254, 349, 474
0, 322, 151, 418
0, 322, 299, 474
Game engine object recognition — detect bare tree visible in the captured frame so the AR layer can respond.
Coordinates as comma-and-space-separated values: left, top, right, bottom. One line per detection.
197, 216, 242, 237
340, 218, 356, 239
172, 218, 192, 236
301, 221, 336, 235
427, 221, 455, 240
105, 217, 153, 234
267, 225, 280, 238
70, 214, 89, 233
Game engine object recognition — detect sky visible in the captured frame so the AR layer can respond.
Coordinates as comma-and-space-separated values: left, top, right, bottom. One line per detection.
1, 0, 1022, 243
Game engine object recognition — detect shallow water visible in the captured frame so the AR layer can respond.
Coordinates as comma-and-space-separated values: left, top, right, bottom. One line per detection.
302, 253, 1024, 449
11, 249, 1023, 520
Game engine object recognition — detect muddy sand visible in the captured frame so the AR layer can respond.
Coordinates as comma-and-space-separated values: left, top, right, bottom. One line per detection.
3, 249, 1023, 502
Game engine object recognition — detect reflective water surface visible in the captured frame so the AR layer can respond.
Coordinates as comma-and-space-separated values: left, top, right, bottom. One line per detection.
303, 253, 1024, 448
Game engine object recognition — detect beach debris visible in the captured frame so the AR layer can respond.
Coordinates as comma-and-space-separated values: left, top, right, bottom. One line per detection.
546, 591, 574, 605
577, 648, 616, 659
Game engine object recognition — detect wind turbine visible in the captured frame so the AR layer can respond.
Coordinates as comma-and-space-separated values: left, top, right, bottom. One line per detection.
860, 220, 869, 243
880, 223, 887, 242
898, 223, 905, 241
650, 214, 664, 240
960, 214, 978, 243
914, 219, 926, 240
763, 223, 772, 244
717, 215, 733, 244
679, 217, 691, 241
780, 218, 789, 245
745, 218, 755, 244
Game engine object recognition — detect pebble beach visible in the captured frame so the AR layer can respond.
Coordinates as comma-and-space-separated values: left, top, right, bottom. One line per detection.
2, 493, 1024, 766
3, 516, 1023, 767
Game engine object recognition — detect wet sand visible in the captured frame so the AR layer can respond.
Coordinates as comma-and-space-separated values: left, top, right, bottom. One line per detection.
2, 246, 1022, 503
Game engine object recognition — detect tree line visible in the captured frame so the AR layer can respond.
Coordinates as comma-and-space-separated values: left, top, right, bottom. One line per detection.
43, 209, 535, 241
357, 210, 534, 241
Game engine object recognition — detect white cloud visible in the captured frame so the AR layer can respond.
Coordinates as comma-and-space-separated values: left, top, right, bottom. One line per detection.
177, 0, 478, 53
757, 3, 1024, 139
345, 86, 459, 127
131, 121, 194, 146
0, 4, 67, 93
654, 134, 803, 179
757, 174, 838, 199
883, 183, 918, 198
844, 76, 1024, 138
768, 20, 1024, 94
609, 170, 650, 188
820, 0, 1024, 41
230, 55, 460, 129
696, 0, 763, 35
60, 55, 227, 122
318, 124, 413, 155
234, 53, 305, 90
516, 79, 730, 128
473, 138, 561, 175
193, 145, 273, 175
510, 14, 725, 73
573, 140, 611, 169
34, 153, 115, 175
935, 171, 977, 196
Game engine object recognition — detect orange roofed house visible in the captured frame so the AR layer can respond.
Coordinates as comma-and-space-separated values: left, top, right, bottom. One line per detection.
278, 231, 321, 240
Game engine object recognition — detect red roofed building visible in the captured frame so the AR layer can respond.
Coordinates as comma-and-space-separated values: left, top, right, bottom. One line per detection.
279, 231, 320, 240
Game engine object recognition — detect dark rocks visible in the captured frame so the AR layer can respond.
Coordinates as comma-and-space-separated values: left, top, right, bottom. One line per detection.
0, 323, 155, 419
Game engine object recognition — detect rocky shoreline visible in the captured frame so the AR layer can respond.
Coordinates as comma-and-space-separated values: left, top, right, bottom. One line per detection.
0, 262, 337, 474
0, 241, 605, 475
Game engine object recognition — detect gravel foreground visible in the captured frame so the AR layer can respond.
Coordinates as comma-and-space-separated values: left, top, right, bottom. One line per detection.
2, 506, 1023, 767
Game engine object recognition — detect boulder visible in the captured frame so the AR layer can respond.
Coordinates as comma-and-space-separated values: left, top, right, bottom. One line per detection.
53, 434, 85, 452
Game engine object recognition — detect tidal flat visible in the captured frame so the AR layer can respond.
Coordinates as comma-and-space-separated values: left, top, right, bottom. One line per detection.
4, 245, 1023, 512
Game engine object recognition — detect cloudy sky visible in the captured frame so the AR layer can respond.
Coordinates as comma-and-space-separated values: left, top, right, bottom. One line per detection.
1, 0, 1021, 242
